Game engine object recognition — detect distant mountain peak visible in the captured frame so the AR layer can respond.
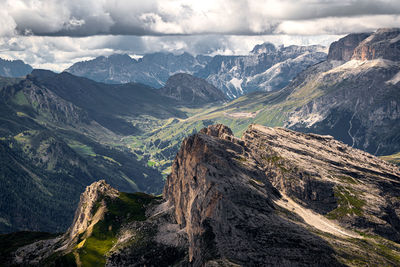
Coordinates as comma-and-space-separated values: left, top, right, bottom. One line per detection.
250, 42, 276, 54
328, 28, 400, 62
352, 28, 400, 61
327, 33, 371, 61
0, 57, 33, 78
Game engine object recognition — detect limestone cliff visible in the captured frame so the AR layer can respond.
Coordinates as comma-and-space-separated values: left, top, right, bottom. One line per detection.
352, 28, 400, 61
327, 33, 371, 61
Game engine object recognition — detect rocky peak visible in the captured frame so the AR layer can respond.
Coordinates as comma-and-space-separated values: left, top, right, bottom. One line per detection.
65, 180, 119, 241
107, 54, 137, 65
352, 28, 400, 61
250, 42, 276, 54
163, 123, 400, 265
198, 123, 233, 138
327, 32, 371, 61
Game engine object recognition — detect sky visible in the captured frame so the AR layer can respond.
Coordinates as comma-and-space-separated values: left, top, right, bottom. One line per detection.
0, 0, 399, 71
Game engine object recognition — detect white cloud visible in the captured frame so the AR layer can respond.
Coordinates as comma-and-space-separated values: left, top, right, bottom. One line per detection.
0, 9, 17, 36
0, 0, 398, 71
276, 15, 400, 35
2, 0, 399, 37
0, 34, 341, 71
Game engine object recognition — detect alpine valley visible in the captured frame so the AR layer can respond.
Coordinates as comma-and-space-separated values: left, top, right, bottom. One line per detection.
0, 28, 400, 266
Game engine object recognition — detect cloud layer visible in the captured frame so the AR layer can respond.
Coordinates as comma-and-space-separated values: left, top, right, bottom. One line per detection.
0, 0, 399, 71
2, 0, 400, 37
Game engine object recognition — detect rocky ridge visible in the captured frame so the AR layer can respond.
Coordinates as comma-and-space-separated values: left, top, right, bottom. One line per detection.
8, 124, 400, 266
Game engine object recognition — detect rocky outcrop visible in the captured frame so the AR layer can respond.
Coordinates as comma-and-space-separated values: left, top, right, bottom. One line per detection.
164, 124, 341, 266
160, 73, 227, 105
327, 28, 400, 62
66, 180, 119, 242
327, 33, 371, 61
8, 124, 400, 266
163, 124, 400, 266
352, 28, 400, 61
12, 180, 119, 265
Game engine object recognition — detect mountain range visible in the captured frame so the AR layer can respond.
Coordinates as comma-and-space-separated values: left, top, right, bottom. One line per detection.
0, 28, 399, 265
66, 43, 327, 98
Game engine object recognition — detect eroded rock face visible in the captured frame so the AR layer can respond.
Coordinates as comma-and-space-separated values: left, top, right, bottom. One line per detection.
243, 125, 400, 241
164, 124, 344, 266
352, 28, 400, 61
66, 180, 119, 241
327, 33, 371, 61
286, 28, 400, 156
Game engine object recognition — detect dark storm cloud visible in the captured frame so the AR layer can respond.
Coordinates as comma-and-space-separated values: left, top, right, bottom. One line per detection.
1, 0, 399, 71
2, 0, 400, 37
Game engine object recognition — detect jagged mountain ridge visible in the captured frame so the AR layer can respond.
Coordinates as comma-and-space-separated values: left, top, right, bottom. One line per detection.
196, 44, 327, 98
66, 52, 211, 88
0, 58, 32, 78
9, 124, 400, 266
65, 43, 327, 98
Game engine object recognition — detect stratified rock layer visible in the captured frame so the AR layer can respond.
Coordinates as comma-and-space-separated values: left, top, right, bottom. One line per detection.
164, 124, 343, 266
327, 33, 371, 61
352, 28, 400, 61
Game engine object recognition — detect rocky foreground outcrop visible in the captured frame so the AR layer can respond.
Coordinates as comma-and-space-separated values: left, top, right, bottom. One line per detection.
8, 124, 400, 266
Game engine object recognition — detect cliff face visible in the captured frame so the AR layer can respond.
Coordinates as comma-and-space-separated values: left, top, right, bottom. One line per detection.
352, 28, 400, 61
66, 180, 119, 242
327, 33, 371, 61
163, 125, 341, 266
327, 28, 400, 62
9, 124, 400, 266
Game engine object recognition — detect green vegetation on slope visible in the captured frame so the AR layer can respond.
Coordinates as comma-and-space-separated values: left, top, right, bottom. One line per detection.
326, 186, 366, 219
380, 152, 400, 166
77, 193, 158, 266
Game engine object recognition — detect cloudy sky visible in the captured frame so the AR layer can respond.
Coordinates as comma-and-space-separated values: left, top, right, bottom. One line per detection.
0, 0, 399, 71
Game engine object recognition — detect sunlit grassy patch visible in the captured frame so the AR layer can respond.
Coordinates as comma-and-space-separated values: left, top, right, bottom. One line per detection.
326, 186, 365, 219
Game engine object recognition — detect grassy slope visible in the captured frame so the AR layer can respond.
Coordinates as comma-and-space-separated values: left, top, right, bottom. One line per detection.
380, 152, 400, 166
0, 75, 166, 234
76, 192, 158, 266
125, 71, 324, 175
